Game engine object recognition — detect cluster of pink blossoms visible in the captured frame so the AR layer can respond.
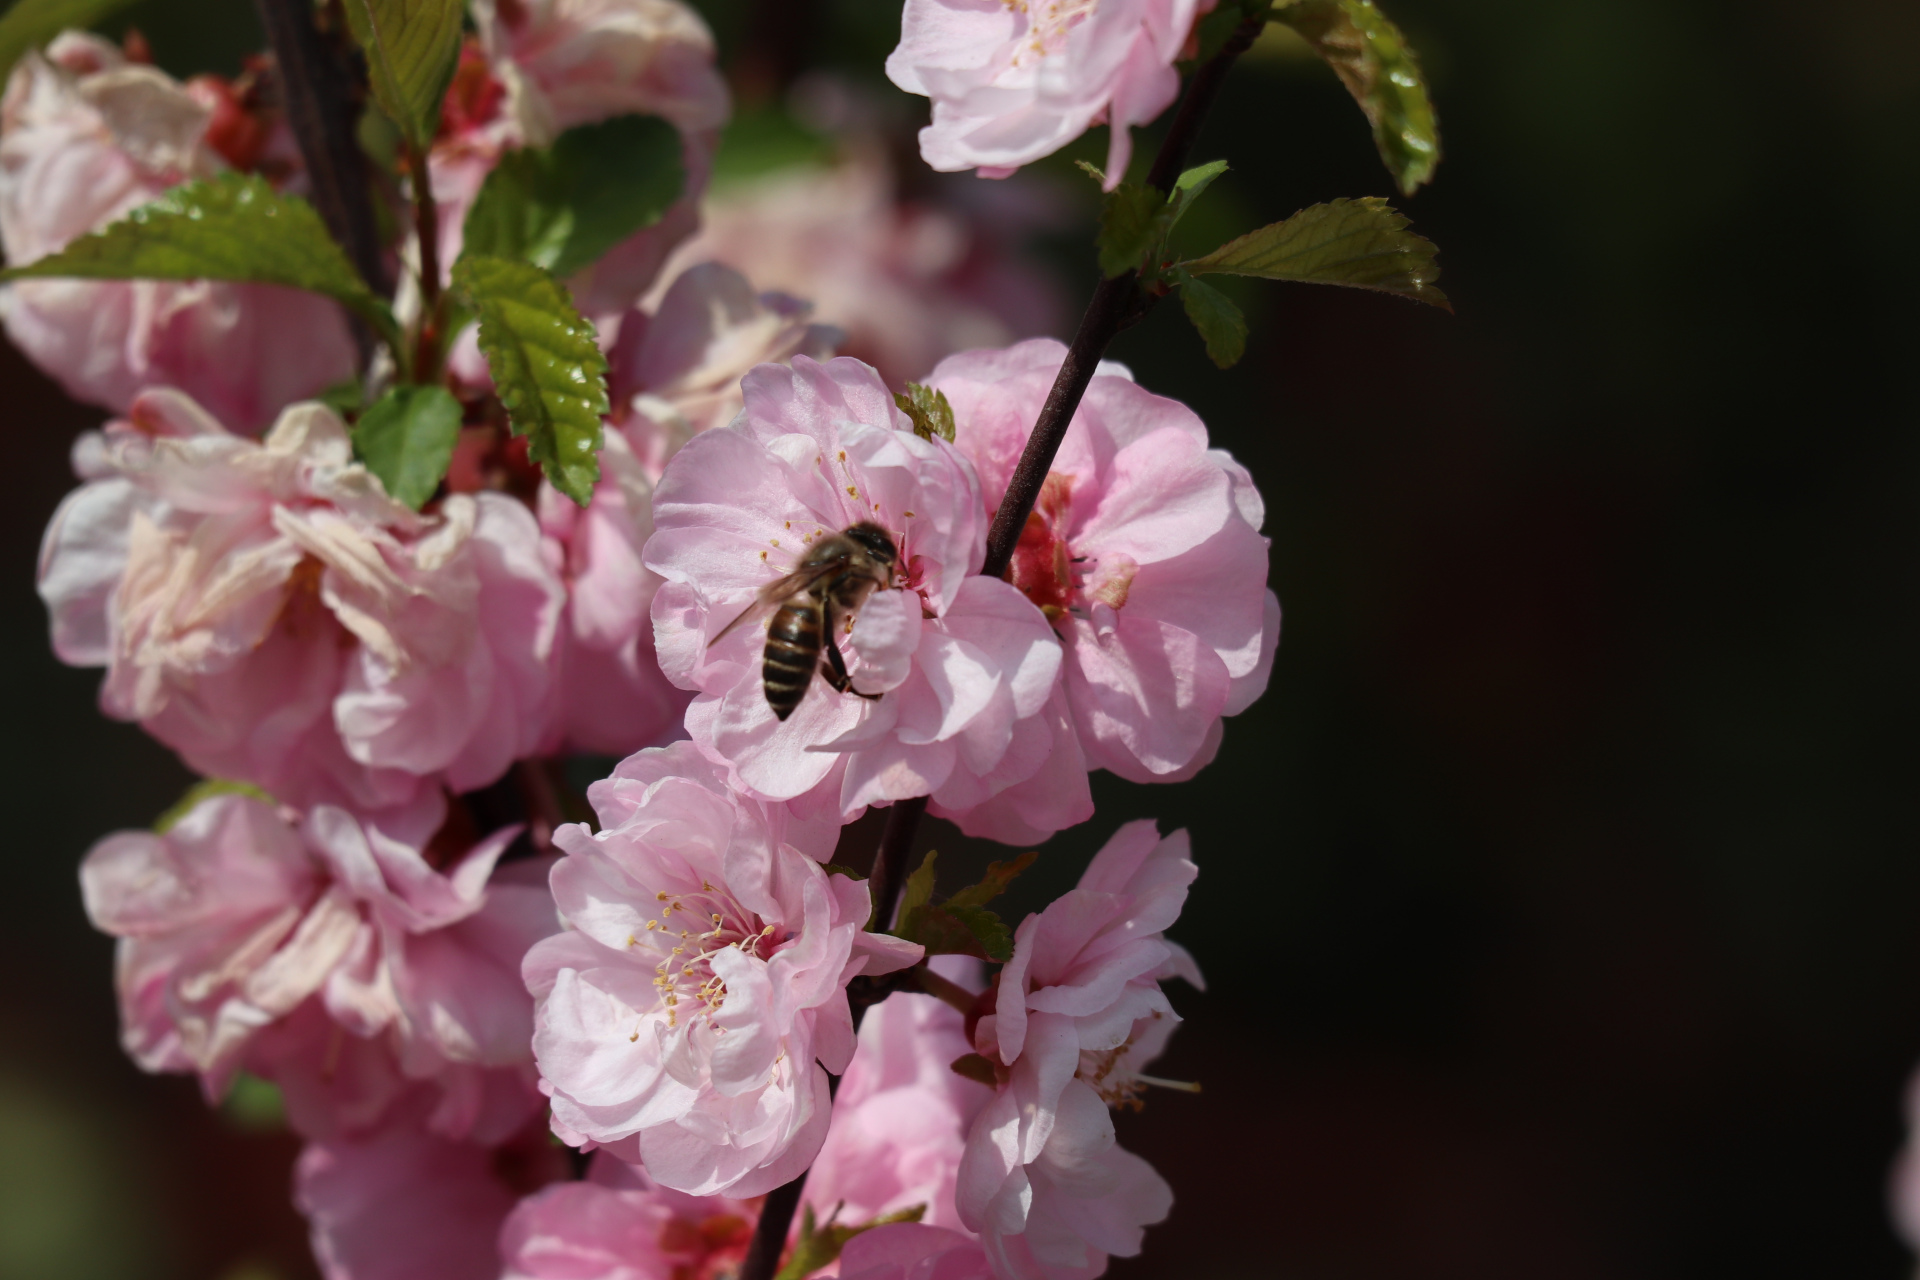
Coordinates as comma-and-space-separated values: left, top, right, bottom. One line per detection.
9, 0, 1279, 1275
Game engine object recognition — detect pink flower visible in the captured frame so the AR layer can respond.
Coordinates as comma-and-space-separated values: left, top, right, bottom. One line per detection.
838, 1224, 994, 1280
298, 1105, 567, 1280
885, 0, 1212, 188
536, 262, 838, 757
500, 1154, 755, 1280
928, 339, 1279, 790
958, 821, 1201, 1278
1893, 1067, 1920, 1251
524, 741, 921, 1196
646, 355, 1085, 837
0, 33, 355, 430
79, 788, 557, 1143
37, 390, 565, 811
658, 153, 1067, 387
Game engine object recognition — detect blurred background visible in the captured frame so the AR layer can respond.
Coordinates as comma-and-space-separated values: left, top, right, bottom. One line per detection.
3, 0, 1918, 1276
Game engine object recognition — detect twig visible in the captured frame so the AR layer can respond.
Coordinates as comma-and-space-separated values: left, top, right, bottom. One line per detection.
407, 145, 444, 382
738, 1173, 808, 1280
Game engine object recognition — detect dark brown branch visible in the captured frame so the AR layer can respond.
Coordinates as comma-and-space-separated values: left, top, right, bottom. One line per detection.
738, 1172, 808, 1280
407, 145, 444, 382
253, 0, 391, 355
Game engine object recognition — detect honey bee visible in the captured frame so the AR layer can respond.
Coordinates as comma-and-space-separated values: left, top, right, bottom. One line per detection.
710, 522, 900, 721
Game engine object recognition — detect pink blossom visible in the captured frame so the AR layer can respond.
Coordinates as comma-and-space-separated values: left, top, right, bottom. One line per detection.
1893, 1066, 1920, 1250
536, 262, 838, 757
298, 1105, 567, 1280
927, 339, 1279, 789
525, 740, 921, 1196
500, 1155, 755, 1280
658, 153, 1066, 387
37, 391, 565, 810
838, 1224, 994, 1280
886, 0, 1212, 188
79, 788, 557, 1142
958, 821, 1202, 1278
646, 355, 1085, 837
0, 33, 354, 430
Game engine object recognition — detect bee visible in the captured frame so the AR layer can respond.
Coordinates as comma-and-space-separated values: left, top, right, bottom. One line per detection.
710, 522, 900, 721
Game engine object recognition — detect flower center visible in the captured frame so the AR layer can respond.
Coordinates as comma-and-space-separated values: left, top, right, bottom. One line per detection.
1006, 0, 1101, 61
1077, 1014, 1201, 1110
1003, 472, 1136, 626
630, 883, 779, 1031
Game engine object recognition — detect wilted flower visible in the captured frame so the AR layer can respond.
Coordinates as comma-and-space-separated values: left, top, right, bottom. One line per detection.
0, 32, 355, 430
37, 391, 564, 810
886, 0, 1213, 188
80, 788, 556, 1143
959, 821, 1201, 1277
929, 339, 1279, 792
525, 741, 921, 1196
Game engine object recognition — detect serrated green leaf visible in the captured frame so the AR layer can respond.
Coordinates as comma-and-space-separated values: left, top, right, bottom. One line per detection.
1181, 197, 1448, 309
944, 851, 1037, 910
0, 173, 401, 348
893, 383, 955, 443
154, 778, 273, 833
775, 1204, 928, 1280
1167, 160, 1229, 231
1097, 182, 1167, 279
1073, 158, 1107, 186
453, 254, 609, 505
0, 0, 138, 84
351, 384, 462, 510
895, 849, 939, 929
342, 0, 465, 150
1179, 274, 1248, 368
462, 114, 685, 280
944, 904, 1015, 962
1271, 0, 1441, 194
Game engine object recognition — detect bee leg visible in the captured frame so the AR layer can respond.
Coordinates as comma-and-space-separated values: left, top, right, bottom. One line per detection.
822, 627, 882, 701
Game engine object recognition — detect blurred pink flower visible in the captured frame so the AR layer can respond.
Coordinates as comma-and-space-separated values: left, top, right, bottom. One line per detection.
646, 355, 1078, 835
838, 1224, 994, 1280
929, 339, 1279, 798
657, 153, 1067, 387
525, 740, 920, 1196
37, 391, 565, 810
958, 821, 1201, 1278
886, 0, 1212, 188
500, 1154, 756, 1280
0, 33, 355, 430
298, 1104, 567, 1280
80, 788, 557, 1143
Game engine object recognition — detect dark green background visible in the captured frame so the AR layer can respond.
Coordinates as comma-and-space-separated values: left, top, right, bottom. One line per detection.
1, 0, 1916, 1276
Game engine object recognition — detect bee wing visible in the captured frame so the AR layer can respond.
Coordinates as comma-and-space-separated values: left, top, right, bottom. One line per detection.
706, 559, 849, 649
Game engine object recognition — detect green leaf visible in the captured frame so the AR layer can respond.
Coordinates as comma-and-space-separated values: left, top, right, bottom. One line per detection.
220, 1072, 285, 1132
894, 849, 940, 929
1097, 182, 1167, 279
822, 862, 866, 881
462, 115, 685, 280
1179, 274, 1248, 368
893, 383, 955, 443
1181, 197, 1448, 309
774, 1203, 928, 1280
342, 0, 465, 150
351, 385, 462, 510
901, 902, 1015, 963
944, 851, 1037, 910
154, 778, 273, 833
1167, 160, 1229, 230
1271, 0, 1441, 194
0, 173, 401, 348
0, 0, 139, 84
453, 254, 609, 505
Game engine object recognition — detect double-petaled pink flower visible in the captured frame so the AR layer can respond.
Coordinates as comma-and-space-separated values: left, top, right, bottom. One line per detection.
646, 355, 1084, 837
959, 820, 1201, 1278
928, 339, 1278, 797
525, 740, 921, 1196
886, 0, 1213, 188
37, 391, 564, 811
0, 33, 354, 429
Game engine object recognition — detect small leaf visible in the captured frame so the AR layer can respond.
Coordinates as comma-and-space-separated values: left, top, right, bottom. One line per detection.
351, 385, 462, 510
0, 173, 401, 348
0, 0, 139, 84
453, 254, 610, 505
1073, 158, 1107, 186
775, 1203, 928, 1280
1097, 182, 1167, 279
154, 778, 272, 833
1271, 0, 1441, 194
894, 849, 940, 929
1181, 197, 1448, 309
893, 383, 955, 443
462, 114, 685, 279
342, 0, 465, 150
1179, 274, 1248, 368
822, 862, 866, 881
902, 902, 1014, 963
220, 1072, 286, 1131
1167, 160, 1229, 230
950, 1053, 999, 1087
944, 851, 1037, 910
